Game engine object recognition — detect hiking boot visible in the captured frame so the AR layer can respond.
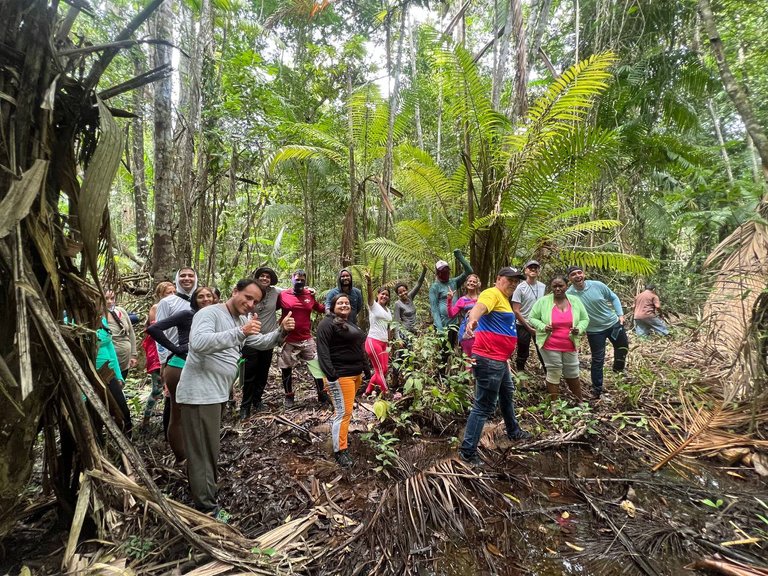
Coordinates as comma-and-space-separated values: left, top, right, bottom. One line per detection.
458, 451, 483, 467
238, 407, 250, 421
334, 450, 354, 468
253, 402, 268, 413
284, 396, 295, 409
508, 428, 532, 441
318, 391, 331, 405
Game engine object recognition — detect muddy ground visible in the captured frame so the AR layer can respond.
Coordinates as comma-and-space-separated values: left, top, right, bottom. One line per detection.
2, 333, 768, 575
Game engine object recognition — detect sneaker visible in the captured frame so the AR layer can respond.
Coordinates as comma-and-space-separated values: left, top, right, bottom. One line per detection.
238, 407, 250, 421
334, 450, 354, 468
458, 451, 483, 467
284, 396, 295, 409
253, 402, 268, 413
508, 428, 532, 441
318, 391, 331, 405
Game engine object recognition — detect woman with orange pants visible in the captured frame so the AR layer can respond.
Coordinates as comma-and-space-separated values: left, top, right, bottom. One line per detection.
317, 294, 367, 468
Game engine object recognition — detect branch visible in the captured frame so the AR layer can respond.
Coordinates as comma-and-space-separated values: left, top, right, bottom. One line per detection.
59, 38, 179, 58
83, 0, 166, 94
98, 63, 171, 101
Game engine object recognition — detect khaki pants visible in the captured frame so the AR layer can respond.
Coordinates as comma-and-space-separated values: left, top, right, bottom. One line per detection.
180, 402, 224, 512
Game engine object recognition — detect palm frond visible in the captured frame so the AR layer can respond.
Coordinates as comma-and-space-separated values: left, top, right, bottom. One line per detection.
269, 144, 346, 172
557, 249, 655, 275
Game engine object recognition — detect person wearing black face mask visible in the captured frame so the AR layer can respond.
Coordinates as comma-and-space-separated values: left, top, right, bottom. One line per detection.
276, 269, 328, 408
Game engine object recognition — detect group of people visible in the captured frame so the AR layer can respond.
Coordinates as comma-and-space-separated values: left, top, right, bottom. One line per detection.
93, 255, 670, 516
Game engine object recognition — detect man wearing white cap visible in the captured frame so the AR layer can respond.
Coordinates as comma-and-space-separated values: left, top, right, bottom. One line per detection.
429, 248, 473, 347
511, 260, 546, 371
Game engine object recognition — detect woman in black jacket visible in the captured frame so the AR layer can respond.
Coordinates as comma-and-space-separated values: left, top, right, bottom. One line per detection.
147, 286, 215, 462
316, 294, 367, 468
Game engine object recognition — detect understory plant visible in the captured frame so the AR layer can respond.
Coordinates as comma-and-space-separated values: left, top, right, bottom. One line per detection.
394, 330, 474, 417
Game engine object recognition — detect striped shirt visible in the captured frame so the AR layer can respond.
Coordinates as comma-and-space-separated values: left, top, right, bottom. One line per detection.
472, 287, 518, 361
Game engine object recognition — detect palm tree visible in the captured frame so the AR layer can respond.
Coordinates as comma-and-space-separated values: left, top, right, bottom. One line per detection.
367, 41, 653, 284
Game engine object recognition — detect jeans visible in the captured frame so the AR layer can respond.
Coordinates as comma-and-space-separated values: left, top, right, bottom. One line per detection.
635, 316, 669, 337
586, 322, 629, 395
459, 355, 520, 458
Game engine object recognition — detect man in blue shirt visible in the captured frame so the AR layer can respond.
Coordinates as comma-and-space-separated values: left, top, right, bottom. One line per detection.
566, 265, 628, 400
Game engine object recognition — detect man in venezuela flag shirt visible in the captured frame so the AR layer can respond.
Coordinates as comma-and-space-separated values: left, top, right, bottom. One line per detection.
458, 267, 532, 465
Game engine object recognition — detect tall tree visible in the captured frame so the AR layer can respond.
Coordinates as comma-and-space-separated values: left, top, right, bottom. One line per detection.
151, 0, 176, 280
130, 48, 150, 261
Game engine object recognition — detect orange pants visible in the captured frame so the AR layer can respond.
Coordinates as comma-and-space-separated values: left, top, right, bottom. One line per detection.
327, 375, 361, 452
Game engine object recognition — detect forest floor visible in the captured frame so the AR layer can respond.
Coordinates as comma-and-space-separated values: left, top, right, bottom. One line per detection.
3, 323, 768, 576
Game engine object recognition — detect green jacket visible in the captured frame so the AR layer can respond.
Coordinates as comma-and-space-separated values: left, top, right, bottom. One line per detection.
528, 294, 590, 348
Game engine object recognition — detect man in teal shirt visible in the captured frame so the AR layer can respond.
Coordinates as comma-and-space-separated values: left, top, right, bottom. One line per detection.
566, 265, 628, 400
429, 249, 473, 348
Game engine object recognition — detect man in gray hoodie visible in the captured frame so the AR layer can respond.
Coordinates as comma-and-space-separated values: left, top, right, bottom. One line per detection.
177, 278, 295, 519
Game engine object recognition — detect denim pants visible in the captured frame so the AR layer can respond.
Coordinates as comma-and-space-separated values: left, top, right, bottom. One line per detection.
586, 322, 629, 394
635, 316, 669, 337
459, 355, 520, 458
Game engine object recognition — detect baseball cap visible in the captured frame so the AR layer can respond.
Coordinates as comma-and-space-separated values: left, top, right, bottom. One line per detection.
566, 265, 583, 275
497, 266, 525, 279
435, 260, 450, 271
524, 260, 540, 269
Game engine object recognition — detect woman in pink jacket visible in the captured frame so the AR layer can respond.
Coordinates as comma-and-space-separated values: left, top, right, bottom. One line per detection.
446, 274, 481, 358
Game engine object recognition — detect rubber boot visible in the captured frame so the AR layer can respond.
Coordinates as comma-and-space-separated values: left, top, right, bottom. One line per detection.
315, 378, 330, 405
282, 368, 295, 408
566, 378, 583, 402
546, 382, 560, 402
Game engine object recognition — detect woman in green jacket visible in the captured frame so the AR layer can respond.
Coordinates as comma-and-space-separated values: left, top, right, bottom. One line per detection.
528, 275, 589, 402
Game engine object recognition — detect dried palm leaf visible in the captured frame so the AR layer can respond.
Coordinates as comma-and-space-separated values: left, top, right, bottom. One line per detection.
702, 214, 768, 400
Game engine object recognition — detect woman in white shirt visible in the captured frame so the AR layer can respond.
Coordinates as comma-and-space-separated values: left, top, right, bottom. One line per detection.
364, 271, 392, 395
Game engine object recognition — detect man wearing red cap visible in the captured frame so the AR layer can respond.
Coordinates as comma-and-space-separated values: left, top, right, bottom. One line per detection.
429, 249, 473, 347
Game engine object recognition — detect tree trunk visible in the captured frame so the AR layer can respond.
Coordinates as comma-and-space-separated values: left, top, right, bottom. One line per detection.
509, 0, 528, 120
408, 16, 424, 150
491, 0, 513, 110
150, 0, 177, 281
699, 0, 768, 181
706, 99, 734, 184
130, 50, 150, 261
340, 70, 357, 268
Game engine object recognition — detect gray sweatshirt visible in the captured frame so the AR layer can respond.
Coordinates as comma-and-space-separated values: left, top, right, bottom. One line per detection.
176, 303, 285, 404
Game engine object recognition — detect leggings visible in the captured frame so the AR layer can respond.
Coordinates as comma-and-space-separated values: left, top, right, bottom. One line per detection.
143, 370, 164, 418
327, 375, 361, 452
163, 365, 186, 462
365, 337, 389, 394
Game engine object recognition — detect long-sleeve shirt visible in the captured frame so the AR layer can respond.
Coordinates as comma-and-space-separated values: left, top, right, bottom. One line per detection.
278, 289, 325, 343
243, 286, 283, 350
176, 303, 285, 404
154, 294, 191, 363
446, 294, 477, 341
429, 251, 473, 330
528, 294, 590, 348
95, 318, 123, 381
146, 310, 194, 358
566, 280, 623, 333
106, 306, 136, 370
316, 316, 367, 381
393, 268, 427, 333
